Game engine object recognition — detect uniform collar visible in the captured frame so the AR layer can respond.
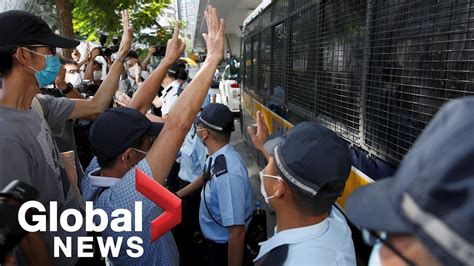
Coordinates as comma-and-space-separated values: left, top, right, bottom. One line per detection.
208, 144, 232, 164
254, 218, 330, 262
164, 80, 180, 93
88, 168, 121, 188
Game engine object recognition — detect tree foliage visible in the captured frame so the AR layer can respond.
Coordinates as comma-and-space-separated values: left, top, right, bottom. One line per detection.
72, 0, 173, 45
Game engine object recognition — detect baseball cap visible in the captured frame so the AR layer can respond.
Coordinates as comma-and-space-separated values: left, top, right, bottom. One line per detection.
195, 103, 235, 133
0, 10, 79, 51
263, 122, 352, 198
89, 107, 164, 161
346, 97, 474, 265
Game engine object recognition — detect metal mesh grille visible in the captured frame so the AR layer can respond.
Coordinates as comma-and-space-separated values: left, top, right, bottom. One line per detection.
258, 28, 272, 96
243, 0, 474, 165
365, 0, 474, 163
272, 0, 288, 22
287, 6, 318, 117
314, 0, 366, 142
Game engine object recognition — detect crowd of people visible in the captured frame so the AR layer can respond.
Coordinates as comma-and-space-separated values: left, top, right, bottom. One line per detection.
0, 4, 472, 266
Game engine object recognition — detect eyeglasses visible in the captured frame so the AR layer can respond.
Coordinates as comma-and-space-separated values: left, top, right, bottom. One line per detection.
362, 229, 416, 266
25, 44, 56, 56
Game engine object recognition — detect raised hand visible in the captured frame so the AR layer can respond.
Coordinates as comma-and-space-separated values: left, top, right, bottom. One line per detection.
55, 65, 67, 88
202, 5, 224, 65
148, 46, 157, 55
163, 21, 186, 64
117, 10, 132, 59
247, 111, 270, 153
84, 42, 90, 59
89, 47, 100, 61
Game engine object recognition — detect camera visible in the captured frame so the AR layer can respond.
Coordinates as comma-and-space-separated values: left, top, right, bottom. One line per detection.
0, 180, 39, 262
111, 36, 120, 53
99, 33, 112, 57
152, 45, 167, 57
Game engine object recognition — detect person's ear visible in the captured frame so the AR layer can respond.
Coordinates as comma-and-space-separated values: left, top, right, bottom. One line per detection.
273, 180, 286, 198
121, 148, 134, 165
14, 47, 30, 65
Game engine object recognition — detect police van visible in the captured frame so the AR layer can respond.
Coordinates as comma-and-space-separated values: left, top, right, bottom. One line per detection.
240, 0, 474, 263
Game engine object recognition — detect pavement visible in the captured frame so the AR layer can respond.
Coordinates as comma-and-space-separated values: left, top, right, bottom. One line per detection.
230, 118, 277, 238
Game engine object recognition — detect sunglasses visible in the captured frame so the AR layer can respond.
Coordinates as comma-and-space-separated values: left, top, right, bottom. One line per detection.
362, 229, 416, 266
25, 44, 57, 56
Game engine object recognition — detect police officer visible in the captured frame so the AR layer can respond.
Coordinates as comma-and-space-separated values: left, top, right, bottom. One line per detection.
177, 103, 254, 266
247, 111, 356, 265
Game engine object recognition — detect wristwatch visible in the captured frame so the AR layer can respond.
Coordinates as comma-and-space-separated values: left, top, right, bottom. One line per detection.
61, 82, 74, 95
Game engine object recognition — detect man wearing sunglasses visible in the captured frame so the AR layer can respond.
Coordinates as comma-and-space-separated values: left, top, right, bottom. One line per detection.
247, 112, 356, 265
0, 9, 132, 264
346, 97, 474, 266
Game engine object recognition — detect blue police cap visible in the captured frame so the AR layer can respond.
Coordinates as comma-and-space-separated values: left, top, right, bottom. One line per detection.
195, 103, 235, 133
346, 97, 474, 265
89, 107, 164, 161
263, 122, 352, 198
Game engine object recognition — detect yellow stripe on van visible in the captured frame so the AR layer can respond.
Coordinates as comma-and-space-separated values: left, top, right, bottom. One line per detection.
243, 91, 373, 208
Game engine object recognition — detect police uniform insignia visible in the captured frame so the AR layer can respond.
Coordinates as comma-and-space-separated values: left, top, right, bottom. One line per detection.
213, 154, 228, 177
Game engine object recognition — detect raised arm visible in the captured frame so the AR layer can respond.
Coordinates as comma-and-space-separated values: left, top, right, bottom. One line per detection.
76, 42, 90, 69
247, 111, 271, 161
83, 47, 99, 81
146, 5, 225, 183
127, 22, 185, 114
142, 46, 156, 70
68, 10, 132, 119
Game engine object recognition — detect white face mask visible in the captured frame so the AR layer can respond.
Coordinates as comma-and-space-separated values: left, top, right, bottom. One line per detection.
368, 242, 383, 266
128, 64, 139, 79
93, 70, 102, 81
66, 72, 82, 87
259, 170, 283, 205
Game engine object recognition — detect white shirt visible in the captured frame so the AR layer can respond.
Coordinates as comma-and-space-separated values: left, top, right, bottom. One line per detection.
160, 80, 181, 115
254, 207, 356, 265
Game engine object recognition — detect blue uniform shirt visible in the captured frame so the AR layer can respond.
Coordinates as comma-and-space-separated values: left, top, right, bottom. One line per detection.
178, 128, 208, 183
199, 144, 254, 243
81, 157, 179, 265
254, 207, 356, 265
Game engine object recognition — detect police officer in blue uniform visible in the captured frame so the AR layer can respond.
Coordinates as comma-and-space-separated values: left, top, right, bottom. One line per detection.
177, 103, 254, 266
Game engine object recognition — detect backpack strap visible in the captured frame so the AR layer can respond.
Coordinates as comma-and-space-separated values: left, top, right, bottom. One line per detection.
31, 96, 44, 117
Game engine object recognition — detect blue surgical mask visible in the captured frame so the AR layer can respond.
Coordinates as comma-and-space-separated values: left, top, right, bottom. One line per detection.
23, 47, 61, 88
368, 242, 383, 266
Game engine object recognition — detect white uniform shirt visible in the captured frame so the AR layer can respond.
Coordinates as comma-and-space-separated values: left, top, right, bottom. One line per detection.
254, 207, 356, 265
160, 80, 181, 115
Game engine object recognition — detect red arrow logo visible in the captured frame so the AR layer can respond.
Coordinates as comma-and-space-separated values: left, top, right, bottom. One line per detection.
135, 168, 182, 242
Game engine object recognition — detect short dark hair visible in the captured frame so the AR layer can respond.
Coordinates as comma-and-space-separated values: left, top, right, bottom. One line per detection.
200, 123, 231, 143
176, 64, 188, 80
0, 50, 14, 77
127, 50, 139, 60
279, 165, 344, 217
61, 56, 77, 66
97, 134, 146, 169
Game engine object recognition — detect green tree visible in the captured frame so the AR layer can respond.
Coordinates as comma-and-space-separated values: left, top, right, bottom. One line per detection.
72, 0, 172, 45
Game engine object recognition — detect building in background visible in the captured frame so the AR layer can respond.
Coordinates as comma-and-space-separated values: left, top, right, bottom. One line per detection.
177, 0, 262, 57
176, 0, 197, 41
158, 4, 177, 28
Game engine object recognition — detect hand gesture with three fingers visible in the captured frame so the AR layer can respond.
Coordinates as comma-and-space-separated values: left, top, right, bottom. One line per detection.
202, 5, 225, 65
117, 10, 132, 59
